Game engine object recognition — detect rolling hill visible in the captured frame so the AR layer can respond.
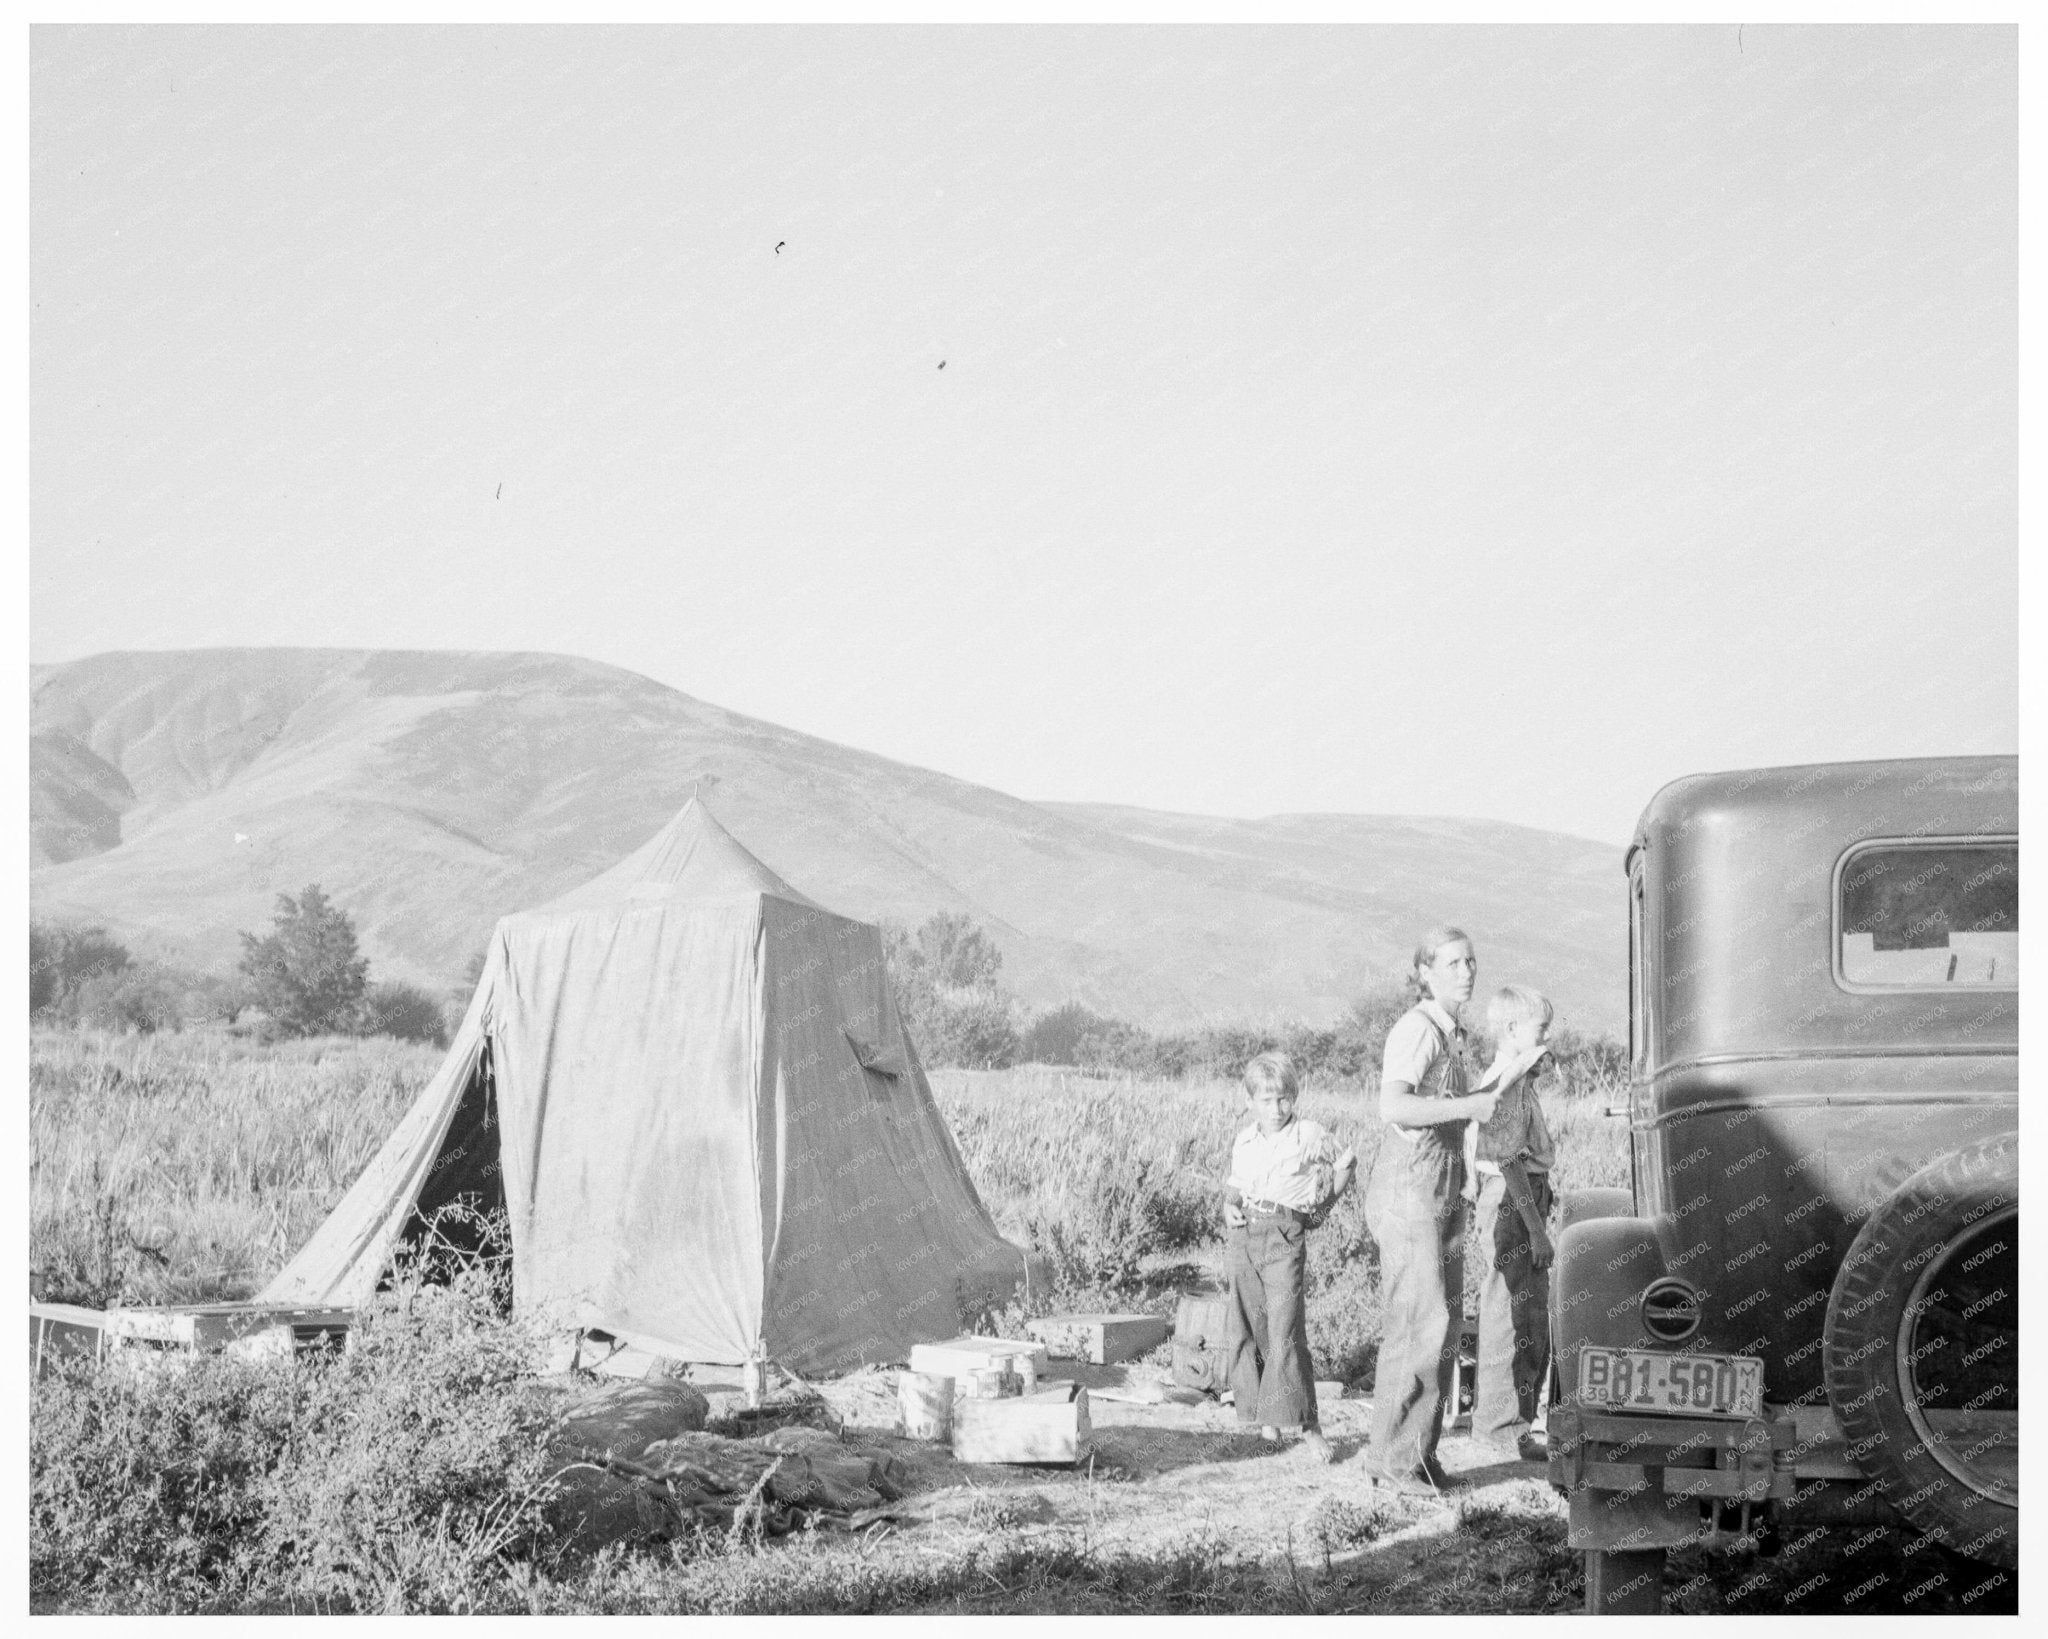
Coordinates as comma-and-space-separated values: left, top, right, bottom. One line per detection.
30, 649, 1626, 1034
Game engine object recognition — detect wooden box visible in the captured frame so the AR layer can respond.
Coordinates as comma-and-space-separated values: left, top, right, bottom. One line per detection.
908, 1336, 1050, 1380
951, 1383, 1091, 1466
1026, 1312, 1172, 1366
102, 1303, 354, 1357
1171, 1290, 1236, 1394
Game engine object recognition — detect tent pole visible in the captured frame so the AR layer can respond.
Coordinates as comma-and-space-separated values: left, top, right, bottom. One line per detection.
742, 1355, 766, 1408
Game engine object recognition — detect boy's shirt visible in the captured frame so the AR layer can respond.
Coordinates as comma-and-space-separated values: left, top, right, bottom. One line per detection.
1469, 1046, 1556, 1176
1229, 1117, 1339, 1211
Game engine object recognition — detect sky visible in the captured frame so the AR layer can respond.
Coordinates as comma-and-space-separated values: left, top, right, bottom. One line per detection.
30, 24, 2017, 844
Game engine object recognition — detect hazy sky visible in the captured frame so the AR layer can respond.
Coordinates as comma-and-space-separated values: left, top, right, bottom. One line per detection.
32, 25, 2016, 843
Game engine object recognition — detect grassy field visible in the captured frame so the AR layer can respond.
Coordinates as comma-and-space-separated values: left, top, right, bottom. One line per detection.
35, 1025, 2008, 1616
30, 1027, 1631, 1359
935, 1061, 1630, 1380
30, 1028, 429, 1308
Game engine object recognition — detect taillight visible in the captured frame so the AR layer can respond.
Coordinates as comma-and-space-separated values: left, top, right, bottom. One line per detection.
1641, 1278, 1701, 1342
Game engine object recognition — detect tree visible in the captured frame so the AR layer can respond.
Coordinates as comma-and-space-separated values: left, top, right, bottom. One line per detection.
30, 922, 132, 1016
913, 910, 1005, 990
881, 910, 1019, 1070
238, 885, 369, 1037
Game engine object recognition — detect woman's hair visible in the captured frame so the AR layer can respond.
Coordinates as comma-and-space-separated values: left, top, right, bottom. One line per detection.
1486, 984, 1554, 1038
1410, 925, 1474, 997
1242, 1050, 1300, 1101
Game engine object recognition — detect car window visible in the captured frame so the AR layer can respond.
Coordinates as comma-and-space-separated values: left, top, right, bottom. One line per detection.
1837, 840, 2018, 989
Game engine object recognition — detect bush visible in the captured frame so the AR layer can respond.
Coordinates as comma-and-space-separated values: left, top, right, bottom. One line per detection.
259, 1270, 564, 1612
913, 990, 1020, 1071
1019, 1002, 1114, 1066
32, 1352, 303, 1611
1015, 986, 1423, 1089
31, 922, 132, 1016
238, 885, 370, 1038
359, 981, 450, 1047
31, 1264, 568, 1614
71, 966, 184, 1034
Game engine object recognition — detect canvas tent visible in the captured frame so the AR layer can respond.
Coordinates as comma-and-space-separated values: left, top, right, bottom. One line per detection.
258, 799, 1038, 1375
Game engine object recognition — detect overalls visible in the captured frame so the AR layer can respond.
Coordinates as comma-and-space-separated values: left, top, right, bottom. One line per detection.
1363, 1007, 1468, 1477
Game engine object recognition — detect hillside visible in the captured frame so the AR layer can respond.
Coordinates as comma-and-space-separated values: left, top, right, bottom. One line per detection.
30, 649, 1624, 1033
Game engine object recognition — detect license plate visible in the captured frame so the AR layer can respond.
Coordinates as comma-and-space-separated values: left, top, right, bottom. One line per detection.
1577, 1345, 1764, 1419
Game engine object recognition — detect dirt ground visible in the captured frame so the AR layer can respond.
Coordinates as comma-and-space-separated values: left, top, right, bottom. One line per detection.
813, 1358, 1523, 1542
670, 1356, 2015, 1617
693, 1354, 1581, 1613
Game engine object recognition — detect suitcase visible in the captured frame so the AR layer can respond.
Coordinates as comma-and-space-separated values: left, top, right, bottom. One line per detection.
1171, 1289, 1237, 1396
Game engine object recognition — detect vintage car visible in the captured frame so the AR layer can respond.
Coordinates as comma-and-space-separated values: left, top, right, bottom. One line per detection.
1547, 756, 2017, 1612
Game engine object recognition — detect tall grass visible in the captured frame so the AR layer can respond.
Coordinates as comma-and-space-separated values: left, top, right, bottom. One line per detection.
29, 1027, 1630, 1344
934, 1056, 1630, 1379
29, 1027, 437, 1307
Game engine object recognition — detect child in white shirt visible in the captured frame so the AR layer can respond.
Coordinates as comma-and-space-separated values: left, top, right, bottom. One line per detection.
1222, 1051, 1356, 1461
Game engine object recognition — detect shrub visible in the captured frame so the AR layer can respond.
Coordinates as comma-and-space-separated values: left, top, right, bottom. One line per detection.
31, 1352, 302, 1611
259, 1269, 564, 1613
914, 990, 1020, 1071
1019, 1002, 1114, 1066
30, 1263, 568, 1615
71, 965, 184, 1034
359, 980, 450, 1047
1017, 986, 1427, 1089
238, 885, 370, 1038
30, 922, 133, 1016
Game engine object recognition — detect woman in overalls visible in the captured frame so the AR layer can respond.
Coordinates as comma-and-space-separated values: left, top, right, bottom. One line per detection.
1363, 926, 1499, 1496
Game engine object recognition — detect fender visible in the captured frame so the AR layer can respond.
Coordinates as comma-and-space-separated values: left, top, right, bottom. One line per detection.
1554, 1215, 1667, 1358
1552, 1215, 1709, 1552
1559, 1187, 1634, 1233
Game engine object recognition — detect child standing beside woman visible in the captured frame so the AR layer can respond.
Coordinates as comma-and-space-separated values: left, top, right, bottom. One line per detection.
1462, 985, 1559, 1461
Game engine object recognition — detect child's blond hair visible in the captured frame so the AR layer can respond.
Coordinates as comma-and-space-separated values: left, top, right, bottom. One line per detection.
1485, 984, 1554, 1039
1242, 1050, 1300, 1100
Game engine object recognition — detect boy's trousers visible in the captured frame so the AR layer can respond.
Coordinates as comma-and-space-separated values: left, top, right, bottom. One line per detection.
1362, 1131, 1465, 1475
1471, 1169, 1553, 1450
1226, 1210, 1318, 1430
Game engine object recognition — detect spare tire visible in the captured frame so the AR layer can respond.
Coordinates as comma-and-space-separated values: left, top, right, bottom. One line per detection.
1824, 1133, 2016, 1567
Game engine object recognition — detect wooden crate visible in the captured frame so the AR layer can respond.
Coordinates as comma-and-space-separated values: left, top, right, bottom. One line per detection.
1026, 1312, 1171, 1366
907, 1336, 1049, 1381
951, 1383, 1091, 1466
102, 1304, 354, 1357
31, 1302, 107, 1375
1171, 1290, 1235, 1394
